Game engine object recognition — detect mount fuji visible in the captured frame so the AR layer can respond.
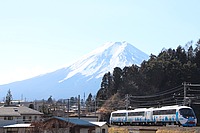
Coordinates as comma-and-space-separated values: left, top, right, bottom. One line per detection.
0, 42, 149, 101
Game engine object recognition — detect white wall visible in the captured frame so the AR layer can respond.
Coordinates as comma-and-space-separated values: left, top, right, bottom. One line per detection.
95, 125, 108, 133
80, 128, 89, 133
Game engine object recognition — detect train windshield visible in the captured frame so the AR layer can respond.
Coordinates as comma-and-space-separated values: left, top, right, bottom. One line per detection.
179, 108, 195, 118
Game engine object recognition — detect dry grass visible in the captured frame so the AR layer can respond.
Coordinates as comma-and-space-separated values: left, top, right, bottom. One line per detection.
156, 128, 199, 133
108, 126, 200, 133
108, 127, 129, 133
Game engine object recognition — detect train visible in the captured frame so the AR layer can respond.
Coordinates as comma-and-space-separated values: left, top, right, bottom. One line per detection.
109, 105, 197, 127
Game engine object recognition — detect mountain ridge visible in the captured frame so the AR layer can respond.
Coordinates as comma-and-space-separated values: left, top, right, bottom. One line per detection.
0, 41, 149, 100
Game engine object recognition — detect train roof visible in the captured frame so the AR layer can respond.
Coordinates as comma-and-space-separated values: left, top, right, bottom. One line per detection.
127, 108, 150, 112
149, 105, 192, 110
111, 105, 192, 113
111, 110, 127, 113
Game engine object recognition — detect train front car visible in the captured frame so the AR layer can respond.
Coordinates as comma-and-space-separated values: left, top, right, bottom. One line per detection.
109, 110, 127, 125
178, 106, 197, 127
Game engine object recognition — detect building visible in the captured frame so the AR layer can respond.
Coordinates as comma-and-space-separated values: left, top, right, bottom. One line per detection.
39, 116, 108, 133
69, 116, 99, 122
90, 122, 108, 133
0, 105, 43, 124
3, 124, 33, 133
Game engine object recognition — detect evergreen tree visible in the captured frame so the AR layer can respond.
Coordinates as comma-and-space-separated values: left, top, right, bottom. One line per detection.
5, 89, 12, 106
187, 45, 194, 61
86, 93, 93, 112
175, 45, 187, 64
29, 103, 34, 109
194, 41, 200, 67
47, 96, 53, 104
113, 67, 122, 93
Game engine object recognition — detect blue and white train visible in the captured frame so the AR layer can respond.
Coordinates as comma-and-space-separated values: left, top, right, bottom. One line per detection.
110, 105, 197, 127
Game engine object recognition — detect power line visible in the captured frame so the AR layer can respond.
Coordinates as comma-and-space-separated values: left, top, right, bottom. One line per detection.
127, 83, 200, 109
129, 86, 183, 99
126, 84, 185, 108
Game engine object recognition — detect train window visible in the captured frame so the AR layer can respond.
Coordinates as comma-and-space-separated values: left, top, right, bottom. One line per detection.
128, 112, 134, 116
128, 112, 144, 116
153, 109, 176, 115
167, 109, 176, 114
153, 111, 158, 115
112, 113, 126, 117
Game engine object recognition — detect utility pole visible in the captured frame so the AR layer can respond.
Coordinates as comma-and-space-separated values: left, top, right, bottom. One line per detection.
125, 94, 129, 110
94, 95, 97, 116
78, 95, 80, 119
67, 99, 70, 116
67, 99, 70, 128
183, 82, 187, 106
84, 92, 86, 108
183, 83, 200, 106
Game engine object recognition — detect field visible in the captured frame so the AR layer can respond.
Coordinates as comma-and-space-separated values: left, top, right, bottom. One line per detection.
108, 126, 200, 133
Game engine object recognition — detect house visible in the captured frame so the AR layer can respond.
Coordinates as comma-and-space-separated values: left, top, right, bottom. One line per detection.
90, 122, 108, 133
0, 120, 18, 133
37, 116, 108, 133
0, 105, 43, 124
17, 106, 43, 123
42, 117, 96, 133
3, 124, 34, 133
69, 115, 99, 122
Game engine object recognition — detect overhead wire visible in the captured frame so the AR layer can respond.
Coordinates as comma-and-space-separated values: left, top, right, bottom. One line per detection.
128, 85, 185, 108
129, 86, 183, 99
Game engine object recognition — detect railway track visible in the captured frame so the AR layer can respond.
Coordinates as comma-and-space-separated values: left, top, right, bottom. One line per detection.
109, 125, 200, 133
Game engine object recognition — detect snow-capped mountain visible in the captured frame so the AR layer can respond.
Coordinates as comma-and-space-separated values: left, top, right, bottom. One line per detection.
0, 42, 149, 101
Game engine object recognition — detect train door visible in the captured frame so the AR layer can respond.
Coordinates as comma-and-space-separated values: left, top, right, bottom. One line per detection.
146, 111, 153, 122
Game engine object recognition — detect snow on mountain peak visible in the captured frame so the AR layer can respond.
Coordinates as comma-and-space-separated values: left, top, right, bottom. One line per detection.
86, 41, 127, 56
59, 41, 149, 83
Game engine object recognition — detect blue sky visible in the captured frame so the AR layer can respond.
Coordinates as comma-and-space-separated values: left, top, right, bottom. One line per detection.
0, 0, 200, 84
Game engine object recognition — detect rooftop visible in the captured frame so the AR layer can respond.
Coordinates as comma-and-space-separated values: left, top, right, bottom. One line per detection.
52, 116, 97, 127
0, 105, 43, 117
